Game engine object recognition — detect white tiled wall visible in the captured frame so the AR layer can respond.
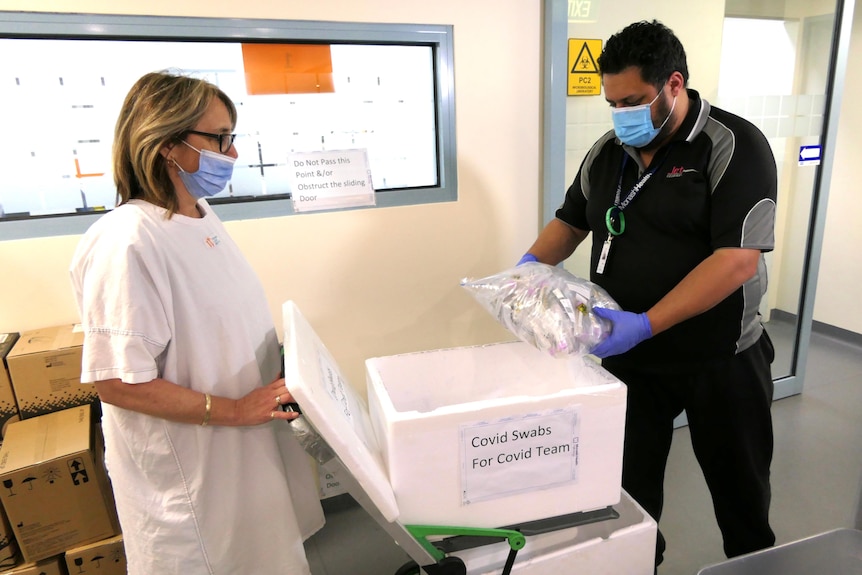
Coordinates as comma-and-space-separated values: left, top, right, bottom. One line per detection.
715, 93, 826, 139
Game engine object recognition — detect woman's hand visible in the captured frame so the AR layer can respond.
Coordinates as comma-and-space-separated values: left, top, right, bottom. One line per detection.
236, 377, 301, 425
94, 376, 302, 427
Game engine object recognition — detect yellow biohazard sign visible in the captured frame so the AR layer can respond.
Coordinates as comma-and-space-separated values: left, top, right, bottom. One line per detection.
568, 38, 602, 96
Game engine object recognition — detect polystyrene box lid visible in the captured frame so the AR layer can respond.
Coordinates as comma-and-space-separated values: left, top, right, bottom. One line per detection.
282, 300, 399, 522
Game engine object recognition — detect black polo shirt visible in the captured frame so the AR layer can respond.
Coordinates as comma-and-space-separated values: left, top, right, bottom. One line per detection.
556, 89, 777, 372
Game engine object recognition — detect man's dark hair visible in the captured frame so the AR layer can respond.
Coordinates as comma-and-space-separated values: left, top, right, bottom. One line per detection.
597, 20, 689, 88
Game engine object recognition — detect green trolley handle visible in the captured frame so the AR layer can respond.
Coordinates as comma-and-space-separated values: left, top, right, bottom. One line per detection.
405, 525, 526, 575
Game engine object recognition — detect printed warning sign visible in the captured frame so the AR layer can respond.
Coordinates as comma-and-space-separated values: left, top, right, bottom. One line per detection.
288, 148, 375, 212
568, 38, 602, 96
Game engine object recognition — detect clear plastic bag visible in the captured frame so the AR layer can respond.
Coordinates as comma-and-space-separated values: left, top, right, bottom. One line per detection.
461, 262, 621, 358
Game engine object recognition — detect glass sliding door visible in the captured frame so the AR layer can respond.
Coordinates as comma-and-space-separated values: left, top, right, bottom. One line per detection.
716, 8, 835, 386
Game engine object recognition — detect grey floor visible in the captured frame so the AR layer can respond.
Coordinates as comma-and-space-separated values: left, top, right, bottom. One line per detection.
304, 324, 862, 575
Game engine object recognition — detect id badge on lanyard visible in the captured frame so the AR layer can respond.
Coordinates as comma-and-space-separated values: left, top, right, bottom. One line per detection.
596, 150, 668, 275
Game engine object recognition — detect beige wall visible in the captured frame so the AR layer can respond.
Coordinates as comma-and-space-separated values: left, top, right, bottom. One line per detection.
0, 0, 536, 390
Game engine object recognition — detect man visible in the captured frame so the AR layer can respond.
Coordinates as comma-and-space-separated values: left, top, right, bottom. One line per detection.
520, 20, 776, 567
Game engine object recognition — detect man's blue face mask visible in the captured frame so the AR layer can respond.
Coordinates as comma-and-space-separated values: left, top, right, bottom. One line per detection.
177, 140, 236, 199
611, 86, 676, 148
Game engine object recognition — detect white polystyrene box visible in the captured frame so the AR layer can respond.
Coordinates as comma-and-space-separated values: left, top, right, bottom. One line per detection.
366, 341, 627, 528
460, 490, 657, 575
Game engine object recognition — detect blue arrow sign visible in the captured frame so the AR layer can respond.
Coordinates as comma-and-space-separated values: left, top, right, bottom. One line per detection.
799, 145, 821, 166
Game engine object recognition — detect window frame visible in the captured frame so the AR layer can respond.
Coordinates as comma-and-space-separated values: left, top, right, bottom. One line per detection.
0, 11, 457, 240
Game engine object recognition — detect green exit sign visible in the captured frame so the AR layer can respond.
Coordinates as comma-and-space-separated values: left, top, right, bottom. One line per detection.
568, 0, 599, 22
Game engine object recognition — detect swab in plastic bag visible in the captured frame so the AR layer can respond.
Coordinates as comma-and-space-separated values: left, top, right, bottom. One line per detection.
461, 262, 621, 357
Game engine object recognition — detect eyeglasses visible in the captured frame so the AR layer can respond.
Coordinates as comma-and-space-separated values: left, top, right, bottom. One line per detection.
185, 130, 237, 154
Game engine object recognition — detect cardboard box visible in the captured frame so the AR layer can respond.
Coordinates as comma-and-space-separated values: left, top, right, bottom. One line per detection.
0, 497, 18, 571
0, 407, 119, 563
366, 341, 627, 528
0, 333, 21, 438
6, 325, 96, 420
65, 535, 125, 575
0, 555, 65, 575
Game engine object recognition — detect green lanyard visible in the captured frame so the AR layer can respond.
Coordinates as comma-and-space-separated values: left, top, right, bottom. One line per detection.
605, 152, 663, 236
597, 148, 672, 274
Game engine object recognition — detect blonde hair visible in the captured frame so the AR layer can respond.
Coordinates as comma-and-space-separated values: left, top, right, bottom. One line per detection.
112, 71, 237, 216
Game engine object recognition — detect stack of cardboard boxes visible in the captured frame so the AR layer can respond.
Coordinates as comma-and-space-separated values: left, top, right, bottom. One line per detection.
0, 326, 126, 575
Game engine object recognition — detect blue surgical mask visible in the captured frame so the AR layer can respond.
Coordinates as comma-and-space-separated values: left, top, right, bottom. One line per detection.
176, 140, 236, 198
611, 89, 676, 148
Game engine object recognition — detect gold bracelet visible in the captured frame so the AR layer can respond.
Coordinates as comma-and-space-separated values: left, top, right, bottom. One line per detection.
201, 393, 212, 426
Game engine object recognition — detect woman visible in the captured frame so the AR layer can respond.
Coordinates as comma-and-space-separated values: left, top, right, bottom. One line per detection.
70, 71, 324, 574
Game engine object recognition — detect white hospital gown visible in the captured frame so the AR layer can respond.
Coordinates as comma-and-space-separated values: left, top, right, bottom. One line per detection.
70, 199, 324, 575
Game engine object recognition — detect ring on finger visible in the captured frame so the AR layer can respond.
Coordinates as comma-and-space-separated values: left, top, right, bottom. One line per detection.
275, 394, 281, 407
270, 411, 276, 420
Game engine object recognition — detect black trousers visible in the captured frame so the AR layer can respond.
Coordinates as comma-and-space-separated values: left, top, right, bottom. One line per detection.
603, 331, 776, 566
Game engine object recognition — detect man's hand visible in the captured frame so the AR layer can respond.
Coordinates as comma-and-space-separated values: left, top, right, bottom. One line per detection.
517, 253, 539, 266
590, 307, 653, 358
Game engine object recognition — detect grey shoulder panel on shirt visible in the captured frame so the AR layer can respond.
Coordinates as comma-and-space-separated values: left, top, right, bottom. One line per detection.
742, 198, 776, 250
701, 116, 736, 194
580, 130, 618, 200
683, 98, 711, 142
737, 255, 768, 353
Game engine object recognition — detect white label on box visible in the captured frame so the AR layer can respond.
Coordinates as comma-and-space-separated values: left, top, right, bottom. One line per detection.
460, 408, 580, 505
318, 353, 356, 426
316, 352, 379, 453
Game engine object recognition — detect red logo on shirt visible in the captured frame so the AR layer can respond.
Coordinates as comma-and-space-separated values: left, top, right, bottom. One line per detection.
666, 166, 697, 178
205, 235, 220, 248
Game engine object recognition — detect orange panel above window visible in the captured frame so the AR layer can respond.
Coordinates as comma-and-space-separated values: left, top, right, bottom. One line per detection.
241, 43, 334, 95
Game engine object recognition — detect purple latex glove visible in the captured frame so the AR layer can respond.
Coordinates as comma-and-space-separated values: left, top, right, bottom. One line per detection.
590, 307, 653, 358
517, 253, 539, 266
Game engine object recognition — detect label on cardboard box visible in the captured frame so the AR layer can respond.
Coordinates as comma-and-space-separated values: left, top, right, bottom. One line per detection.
65, 534, 126, 575
6, 325, 96, 420
0, 407, 118, 563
